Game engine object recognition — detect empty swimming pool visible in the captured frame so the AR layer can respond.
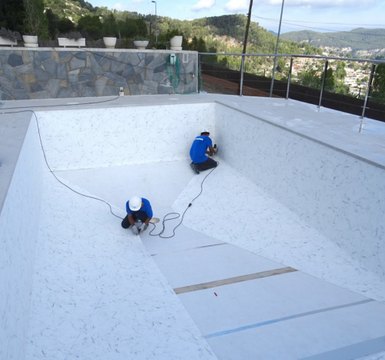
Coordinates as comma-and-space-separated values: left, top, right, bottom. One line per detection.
1, 95, 384, 360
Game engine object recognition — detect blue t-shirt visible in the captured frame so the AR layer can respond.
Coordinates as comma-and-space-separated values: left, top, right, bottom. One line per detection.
126, 197, 153, 218
190, 135, 212, 164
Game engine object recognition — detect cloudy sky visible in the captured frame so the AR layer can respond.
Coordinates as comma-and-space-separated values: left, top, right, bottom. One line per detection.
91, 0, 385, 33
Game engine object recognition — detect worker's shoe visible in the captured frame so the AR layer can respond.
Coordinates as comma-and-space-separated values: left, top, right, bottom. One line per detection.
190, 162, 200, 174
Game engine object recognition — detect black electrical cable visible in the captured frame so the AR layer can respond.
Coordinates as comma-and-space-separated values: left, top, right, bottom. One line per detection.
2, 104, 218, 238
148, 165, 217, 239
3, 107, 124, 220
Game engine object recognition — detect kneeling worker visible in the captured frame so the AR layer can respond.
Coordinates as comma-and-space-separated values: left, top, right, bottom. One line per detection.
190, 128, 218, 174
121, 195, 153, 235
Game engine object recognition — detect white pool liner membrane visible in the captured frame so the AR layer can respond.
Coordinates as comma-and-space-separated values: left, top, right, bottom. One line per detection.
1, 95, 384, 359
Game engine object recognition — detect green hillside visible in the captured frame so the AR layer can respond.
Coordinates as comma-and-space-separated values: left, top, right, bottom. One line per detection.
281, 28, 385, 55
44, 0, 93, 23
39, 0, 320, 55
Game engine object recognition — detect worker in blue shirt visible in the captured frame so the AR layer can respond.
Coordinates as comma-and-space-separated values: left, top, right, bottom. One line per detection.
189, 129, 218, 174
121, 195, 153, 235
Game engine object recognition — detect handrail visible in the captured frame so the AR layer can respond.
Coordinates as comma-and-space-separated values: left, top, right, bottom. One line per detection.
198, 52, 385, 120
198, 52, 385, 64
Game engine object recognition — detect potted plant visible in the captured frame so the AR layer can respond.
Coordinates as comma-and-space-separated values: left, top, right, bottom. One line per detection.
22, 0, 50, 47
23, 34, 38, 47
133, 36, 149, 50
103, 35, 117, 49
170, 35, 183, 50
102, 14, 117, 49
57, 31, 86, 48
0, 28, 21, 47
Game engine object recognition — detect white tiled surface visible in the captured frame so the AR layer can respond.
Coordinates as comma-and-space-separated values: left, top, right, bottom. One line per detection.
177, 270, 370, 336
56, 160, 195, 210
1, 94, 384, 360
152, 243, 282, 288
173, 160, 385, 302
37, 103, 215, 170
0, 119, 43, 360
28, 160, 385, 360
214, 103, 385, 281
205, 301, 385, 360
26, 168, 217, 360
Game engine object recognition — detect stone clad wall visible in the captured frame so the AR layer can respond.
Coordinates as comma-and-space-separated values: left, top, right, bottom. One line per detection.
0, 48, 198, 100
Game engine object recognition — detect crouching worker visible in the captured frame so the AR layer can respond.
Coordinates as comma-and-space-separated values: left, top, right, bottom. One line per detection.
121, 195, 153, 235
190, 128, 218, 174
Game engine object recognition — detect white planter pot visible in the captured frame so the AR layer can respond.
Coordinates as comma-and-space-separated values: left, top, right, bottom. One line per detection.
23, 35, 38, 48
170, 36, 182, 50
58, 37, 86, 48
134, 40, 149, 50
103, 37, 117, 49
0, 37, 17, 47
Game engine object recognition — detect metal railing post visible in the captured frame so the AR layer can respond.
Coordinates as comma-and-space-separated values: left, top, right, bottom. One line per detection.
270, 0, 285, 97
318, 60, 328, 110
239, 55, 245, 96
361, 64, 376, 119
286, 57, 293, 100
198, 54, 201, 93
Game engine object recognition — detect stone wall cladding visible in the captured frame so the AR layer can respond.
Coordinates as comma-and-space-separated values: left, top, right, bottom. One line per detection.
0, 48, 198, 99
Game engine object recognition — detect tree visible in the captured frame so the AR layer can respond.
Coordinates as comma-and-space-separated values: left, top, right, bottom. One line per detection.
0, 0, 26, 32
118, 18, 139, 39
46, 9, 58, 39
189, 36, 199, 51
335, 61, 347, 81
277, 58, 286, 73
102, 13, 117, 37
77, 15, 102, 39
323, 68, 336, 92
57, 18, 75, 35
197, 37, 207, 52
23, 0, 49, 38
134, 17, 147, 37
297, 68, 322, 89
371, 64, 385, 104
334, 83, 349, 95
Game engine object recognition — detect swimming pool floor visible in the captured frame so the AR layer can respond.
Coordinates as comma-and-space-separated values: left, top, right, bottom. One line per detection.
26, 159, 385, 360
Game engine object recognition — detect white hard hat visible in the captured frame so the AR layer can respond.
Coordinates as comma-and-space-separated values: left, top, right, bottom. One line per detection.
129, 195, 142, 211
201, 128, 210, 133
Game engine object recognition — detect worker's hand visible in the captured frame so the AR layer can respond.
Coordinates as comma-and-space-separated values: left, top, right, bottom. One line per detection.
131, 225, 139, 235
139, 223, 148, 233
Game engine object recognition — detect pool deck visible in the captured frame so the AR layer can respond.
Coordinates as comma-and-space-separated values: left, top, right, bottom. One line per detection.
1, 95, 385, 360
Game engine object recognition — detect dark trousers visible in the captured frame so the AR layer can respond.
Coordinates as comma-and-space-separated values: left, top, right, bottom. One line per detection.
121, 211, 147, 229
195, 157, 218, 172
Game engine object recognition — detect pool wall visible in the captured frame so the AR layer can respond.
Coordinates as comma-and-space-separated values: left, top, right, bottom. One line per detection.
1, 100, 384, 359
215, 103, 385, 279
37, 103, 216, 170
0, 115, 43, 360
36, 102, 385, 279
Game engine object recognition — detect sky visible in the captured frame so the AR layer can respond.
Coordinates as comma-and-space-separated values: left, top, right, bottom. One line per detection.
90, 0, 385, 34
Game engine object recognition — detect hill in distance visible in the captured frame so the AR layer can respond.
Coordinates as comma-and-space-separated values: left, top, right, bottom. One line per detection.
281, 28, 385, 57
43, 0, 384, 58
